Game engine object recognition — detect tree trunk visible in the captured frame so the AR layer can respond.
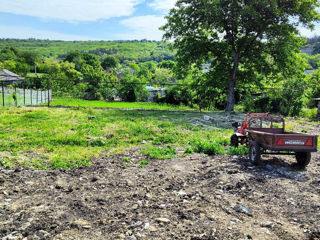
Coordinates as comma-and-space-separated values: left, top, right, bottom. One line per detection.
226, 52, 240, 112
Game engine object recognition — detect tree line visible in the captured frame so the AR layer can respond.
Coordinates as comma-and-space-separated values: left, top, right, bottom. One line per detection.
1, 0, 320, 118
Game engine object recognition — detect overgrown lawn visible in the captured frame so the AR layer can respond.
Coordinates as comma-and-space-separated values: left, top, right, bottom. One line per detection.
0, 107, 233, 169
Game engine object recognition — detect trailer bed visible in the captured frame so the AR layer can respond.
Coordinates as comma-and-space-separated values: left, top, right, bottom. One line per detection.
247, 128, 318, 152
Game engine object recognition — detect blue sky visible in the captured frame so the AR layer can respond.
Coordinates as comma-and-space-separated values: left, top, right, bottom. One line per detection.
0, 0, 318, 41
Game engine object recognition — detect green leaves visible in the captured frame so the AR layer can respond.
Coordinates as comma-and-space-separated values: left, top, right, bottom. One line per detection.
163, 0, 320, 111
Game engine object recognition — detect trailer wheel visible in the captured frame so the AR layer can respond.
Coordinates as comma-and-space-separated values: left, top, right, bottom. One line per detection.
295, 152, 311, 168
249, 141, 261, 165
230, 134, 239, 147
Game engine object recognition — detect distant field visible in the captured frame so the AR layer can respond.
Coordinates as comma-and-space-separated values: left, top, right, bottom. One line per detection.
49, 97, 196, 111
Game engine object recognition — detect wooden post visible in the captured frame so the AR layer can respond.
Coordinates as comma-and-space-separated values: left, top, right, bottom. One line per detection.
314, 98, 320, 121
14, 85, 17, 107
23, 85, 25, 105
2, 81, 4, 107
317, 101, 320, 121
47, 79, 50, 107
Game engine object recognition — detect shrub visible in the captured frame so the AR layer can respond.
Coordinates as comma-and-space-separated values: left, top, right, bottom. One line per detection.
299, 108, 318, 120
188, 139, 224, 155
141, 145, 176, 159
227, 146, 249, 155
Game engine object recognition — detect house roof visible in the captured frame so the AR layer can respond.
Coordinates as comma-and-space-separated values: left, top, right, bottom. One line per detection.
0, 69, 24, 81
304, 69, 316, 74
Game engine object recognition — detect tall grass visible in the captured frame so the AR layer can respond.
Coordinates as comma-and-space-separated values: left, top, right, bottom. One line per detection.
0, 107, 232, 169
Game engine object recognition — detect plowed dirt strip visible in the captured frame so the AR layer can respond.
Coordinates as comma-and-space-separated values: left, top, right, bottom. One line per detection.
1, 149, 319, 240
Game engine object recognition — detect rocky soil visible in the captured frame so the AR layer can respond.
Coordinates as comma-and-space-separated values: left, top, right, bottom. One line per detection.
1, 147, 320, 240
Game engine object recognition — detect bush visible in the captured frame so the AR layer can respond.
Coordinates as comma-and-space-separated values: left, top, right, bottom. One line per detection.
141, 145, 176, 159
243, 94, 303, 116
187, 139, 224, 155
299, 108, 318, 120
118, 75, 149, 102
227, 146, 249, 155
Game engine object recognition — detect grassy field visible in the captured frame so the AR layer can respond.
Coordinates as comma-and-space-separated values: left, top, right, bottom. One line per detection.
1, 106, 317, 170
49, 97, 196, 111
0, 107, 233, 169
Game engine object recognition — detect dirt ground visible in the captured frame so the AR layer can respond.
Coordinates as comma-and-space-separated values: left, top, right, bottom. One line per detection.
1, 146, 320, 240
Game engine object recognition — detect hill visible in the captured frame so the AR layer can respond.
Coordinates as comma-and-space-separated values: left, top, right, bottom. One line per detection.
0, 39, 174, 63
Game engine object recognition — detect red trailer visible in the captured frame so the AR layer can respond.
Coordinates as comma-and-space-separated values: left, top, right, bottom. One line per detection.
231, 113, 318, 167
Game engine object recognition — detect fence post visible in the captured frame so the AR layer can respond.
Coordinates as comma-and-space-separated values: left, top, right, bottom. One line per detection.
47, 78, 50, 107
23, 84, 25, 105
2, 81, 4, 107
41, 89, 43, 103
36, 89, 38, 105
14, 85, 17, 107
31, 88, 32, 105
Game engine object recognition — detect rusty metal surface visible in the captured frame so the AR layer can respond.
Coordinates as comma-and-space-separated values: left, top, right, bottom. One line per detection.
247, 128, 318, 152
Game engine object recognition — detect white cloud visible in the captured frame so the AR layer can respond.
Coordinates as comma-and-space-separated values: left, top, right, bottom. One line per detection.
299, 26, 320, 38
149, 0, 177, 11
0, 0, 143, 21
0, 25, 97, 40
119, 15, 166, 40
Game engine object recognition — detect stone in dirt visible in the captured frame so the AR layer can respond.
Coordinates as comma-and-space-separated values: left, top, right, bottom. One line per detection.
177, 190, 187, 196
125, 236, 137, 240
2, 231, 23, 240
144, 222, 150, 229
260, 221, 273, 228
265, 165, 273, 171
73, 219, 91, 229
145, 193, 152, 199
156, 218, 170, 223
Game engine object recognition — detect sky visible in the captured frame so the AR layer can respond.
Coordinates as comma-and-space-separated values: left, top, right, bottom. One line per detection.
0, 0, 319, 41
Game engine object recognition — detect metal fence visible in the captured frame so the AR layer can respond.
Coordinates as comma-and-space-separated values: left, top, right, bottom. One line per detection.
0, 81, 52, 107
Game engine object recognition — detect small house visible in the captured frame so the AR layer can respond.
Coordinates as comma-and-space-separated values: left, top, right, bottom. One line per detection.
0, 69, 24, 84
146, 86, 166, 102
304, 69, 316, 75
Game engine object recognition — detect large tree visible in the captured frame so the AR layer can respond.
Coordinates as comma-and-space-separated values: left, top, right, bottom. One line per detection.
162, 0, 320, 111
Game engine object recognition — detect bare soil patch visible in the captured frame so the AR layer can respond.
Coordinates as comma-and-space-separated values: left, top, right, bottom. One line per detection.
1, 148, 320, 240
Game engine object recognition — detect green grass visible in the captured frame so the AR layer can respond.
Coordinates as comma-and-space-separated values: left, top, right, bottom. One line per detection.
49, 97, 195, 111
141, 145, 176, 159
0, 107, 233, 169
2, 107, 316, 170
227, 146, 249, 155
185, 139, 225, 155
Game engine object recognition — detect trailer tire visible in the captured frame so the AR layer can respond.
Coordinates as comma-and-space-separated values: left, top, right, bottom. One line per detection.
249, 141, 261, 165
230, 134, 239, 147
295, 152, 311, 168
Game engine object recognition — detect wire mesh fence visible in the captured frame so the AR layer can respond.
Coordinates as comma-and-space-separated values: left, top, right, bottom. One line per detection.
0, 81, 52, 107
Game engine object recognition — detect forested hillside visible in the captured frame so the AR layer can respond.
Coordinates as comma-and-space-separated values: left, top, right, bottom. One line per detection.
0, 39, 174, 63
